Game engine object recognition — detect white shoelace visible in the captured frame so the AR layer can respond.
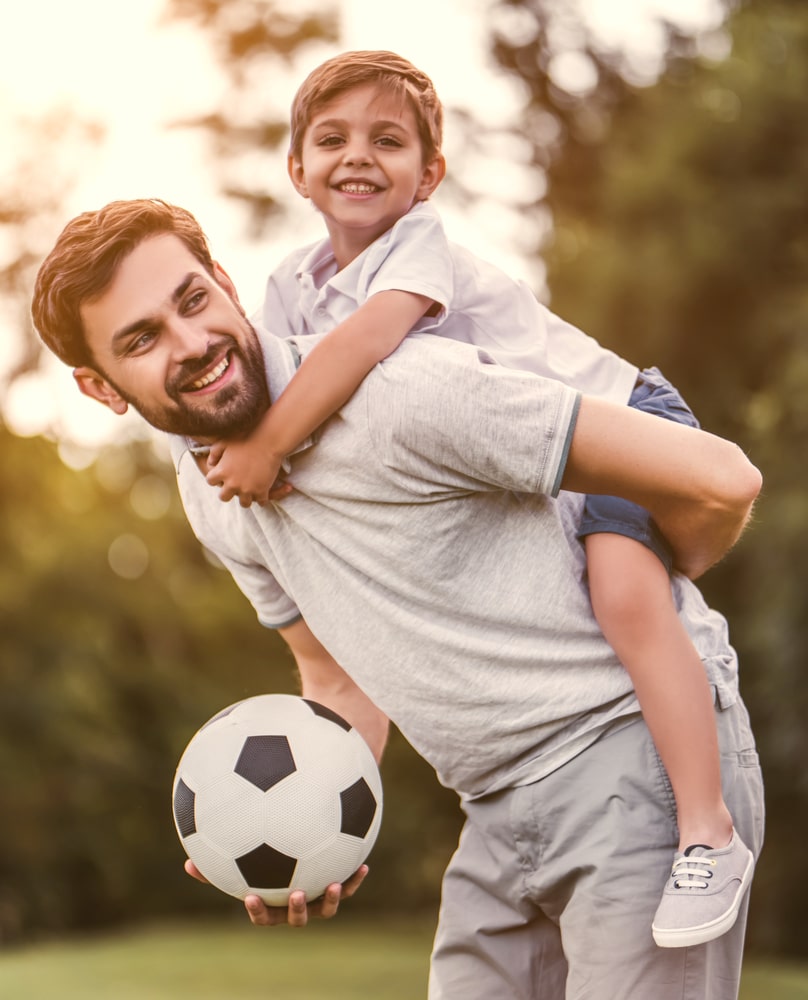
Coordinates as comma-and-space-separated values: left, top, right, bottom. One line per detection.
669, 855, 717, 889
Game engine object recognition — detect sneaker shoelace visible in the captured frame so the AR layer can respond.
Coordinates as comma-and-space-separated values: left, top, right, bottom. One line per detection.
669, 849, 717, 890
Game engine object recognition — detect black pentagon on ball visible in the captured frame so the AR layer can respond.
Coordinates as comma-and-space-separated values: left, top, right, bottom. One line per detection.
236, 842, 297, 889
303, 698, 352, 732
173, 778, 197, 838
234, 735, 297, 791
340, 777, 377, 838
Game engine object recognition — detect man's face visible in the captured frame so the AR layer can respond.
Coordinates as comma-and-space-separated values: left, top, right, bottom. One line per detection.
76, 234, 269, 439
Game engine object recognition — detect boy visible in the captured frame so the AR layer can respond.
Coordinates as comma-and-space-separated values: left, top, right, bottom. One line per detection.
203, 50, 753, 947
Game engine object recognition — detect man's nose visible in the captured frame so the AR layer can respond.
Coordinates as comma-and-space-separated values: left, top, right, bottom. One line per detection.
166, 317, 209, 359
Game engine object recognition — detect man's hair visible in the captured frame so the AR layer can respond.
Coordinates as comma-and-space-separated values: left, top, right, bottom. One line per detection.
32, 199, 215, 368
289, 50, 443, 164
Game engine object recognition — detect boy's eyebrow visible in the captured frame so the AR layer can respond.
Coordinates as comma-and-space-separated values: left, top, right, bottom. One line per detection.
110, 271, 199, 351
311, 117, 409, 132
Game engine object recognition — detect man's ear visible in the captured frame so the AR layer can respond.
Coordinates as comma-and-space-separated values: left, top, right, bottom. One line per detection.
287, 154, 309, 199
73, 367, 129, 415
417, 153, 447, 201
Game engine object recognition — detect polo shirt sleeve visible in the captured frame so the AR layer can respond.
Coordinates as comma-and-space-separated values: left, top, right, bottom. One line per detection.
356, 203, 454, 317
173, 445, 302, 630
212, 550, 302, 630
368, 336, 581, 498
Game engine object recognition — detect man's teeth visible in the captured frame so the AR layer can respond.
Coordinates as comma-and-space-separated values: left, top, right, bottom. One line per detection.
340, 182, 378, 193
192, 357, 229, 390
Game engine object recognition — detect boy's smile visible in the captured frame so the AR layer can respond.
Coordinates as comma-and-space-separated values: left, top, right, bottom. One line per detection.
289, 83, 445, 268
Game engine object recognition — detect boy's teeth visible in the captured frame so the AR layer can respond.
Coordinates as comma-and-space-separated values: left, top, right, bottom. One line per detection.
193, 357, 229, 389
340, 182, 377, 193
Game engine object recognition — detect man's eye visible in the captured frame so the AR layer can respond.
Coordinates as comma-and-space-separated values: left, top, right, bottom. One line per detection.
127, 330, 156, 354
184, 290, 207, 312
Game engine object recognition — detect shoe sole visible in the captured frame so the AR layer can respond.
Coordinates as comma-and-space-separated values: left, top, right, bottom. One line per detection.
651, 852, 754, 948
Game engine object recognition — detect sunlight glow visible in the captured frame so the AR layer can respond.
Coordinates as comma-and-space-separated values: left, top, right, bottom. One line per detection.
1, 0, 719, 448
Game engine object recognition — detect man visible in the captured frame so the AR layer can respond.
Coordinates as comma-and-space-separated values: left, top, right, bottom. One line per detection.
32, 200, 763, 1000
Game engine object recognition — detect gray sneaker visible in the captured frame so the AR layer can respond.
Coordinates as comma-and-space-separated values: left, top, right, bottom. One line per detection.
652, 829, 754, 948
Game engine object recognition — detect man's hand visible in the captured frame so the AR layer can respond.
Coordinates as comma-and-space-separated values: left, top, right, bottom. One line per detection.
184, 859, 369, 927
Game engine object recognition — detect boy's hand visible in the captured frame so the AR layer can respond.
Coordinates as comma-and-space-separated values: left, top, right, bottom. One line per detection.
184, 859, 368, 927
205, 440, 291, 507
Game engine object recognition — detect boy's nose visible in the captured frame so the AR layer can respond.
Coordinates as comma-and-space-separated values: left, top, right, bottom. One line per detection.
342, 139, 373, 167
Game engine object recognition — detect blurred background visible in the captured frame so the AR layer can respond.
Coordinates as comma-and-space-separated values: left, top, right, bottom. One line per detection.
0, 0, 805, 970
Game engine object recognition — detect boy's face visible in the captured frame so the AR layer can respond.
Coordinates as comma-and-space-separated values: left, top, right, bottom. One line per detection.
289, 83, 445, 265
73, 234, 270, 440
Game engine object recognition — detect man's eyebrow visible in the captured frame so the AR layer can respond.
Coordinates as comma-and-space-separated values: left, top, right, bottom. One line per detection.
110, 271, 200, 352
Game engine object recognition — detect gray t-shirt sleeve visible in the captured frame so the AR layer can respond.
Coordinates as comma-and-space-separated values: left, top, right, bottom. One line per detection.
365, 335, 581, 497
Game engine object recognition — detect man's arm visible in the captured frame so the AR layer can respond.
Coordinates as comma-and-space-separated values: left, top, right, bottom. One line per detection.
561, 395, 762, 579
279, 618, 390, 763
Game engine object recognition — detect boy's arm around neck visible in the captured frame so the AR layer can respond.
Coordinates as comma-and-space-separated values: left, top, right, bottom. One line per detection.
258, 289, 437, 459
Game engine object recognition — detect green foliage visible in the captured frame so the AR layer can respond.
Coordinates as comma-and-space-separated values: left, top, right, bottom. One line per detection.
489, 0, 808, 958
0, 428, 295, 939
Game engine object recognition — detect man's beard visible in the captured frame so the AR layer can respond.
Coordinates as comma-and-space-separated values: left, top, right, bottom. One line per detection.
104, 324, 271, 439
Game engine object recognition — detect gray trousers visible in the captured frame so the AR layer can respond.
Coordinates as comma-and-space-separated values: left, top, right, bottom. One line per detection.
429, 698, 764, 1000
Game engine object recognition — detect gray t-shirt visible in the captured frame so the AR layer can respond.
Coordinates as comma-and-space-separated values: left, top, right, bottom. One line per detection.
170, 328, 739, 800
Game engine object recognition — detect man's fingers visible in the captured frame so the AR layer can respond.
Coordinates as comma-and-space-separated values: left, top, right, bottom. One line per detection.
184, 859, 210, 884
287, 889, 310, 927
340, 864, 369, 899
244, 894, 291, 927
315, 883, 343, 919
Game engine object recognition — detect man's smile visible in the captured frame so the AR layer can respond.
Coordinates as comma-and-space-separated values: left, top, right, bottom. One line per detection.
187, 352, 232, 392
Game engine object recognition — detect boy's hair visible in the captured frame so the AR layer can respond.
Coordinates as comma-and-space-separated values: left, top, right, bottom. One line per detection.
289, 50, 443, 164
32, 199, 215, 368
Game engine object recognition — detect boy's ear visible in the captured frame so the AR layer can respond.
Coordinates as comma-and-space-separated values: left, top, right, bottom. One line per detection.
73, 367, 129, 415
287, 155, 309, 199
417, 153, 447, 201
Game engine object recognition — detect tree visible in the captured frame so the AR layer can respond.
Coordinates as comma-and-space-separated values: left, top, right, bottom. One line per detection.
0, 111, 105, 388
164, 0, 338, 236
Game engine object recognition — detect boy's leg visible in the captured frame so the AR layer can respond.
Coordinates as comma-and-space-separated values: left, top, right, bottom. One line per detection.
579, 365, 748, 943
527, 705, 763, 1000
586, 532, 734, 852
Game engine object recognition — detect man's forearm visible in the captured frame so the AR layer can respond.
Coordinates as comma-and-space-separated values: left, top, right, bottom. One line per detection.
279, 619, 390, 763
561, 396, 762, 578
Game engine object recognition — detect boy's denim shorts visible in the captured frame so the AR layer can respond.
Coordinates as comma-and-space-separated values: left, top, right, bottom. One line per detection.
576, 366, 700, 574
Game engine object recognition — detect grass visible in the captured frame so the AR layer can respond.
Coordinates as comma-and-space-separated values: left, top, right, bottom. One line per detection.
0, 917, 435, 1000
0, 918, 805, 999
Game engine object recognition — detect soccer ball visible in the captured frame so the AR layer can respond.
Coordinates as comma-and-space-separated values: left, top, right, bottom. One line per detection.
172, 694, 383, 906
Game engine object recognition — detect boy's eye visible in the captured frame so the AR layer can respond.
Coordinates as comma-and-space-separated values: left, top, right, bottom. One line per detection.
376, 135, 403, 148
317, 133, 344, 147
